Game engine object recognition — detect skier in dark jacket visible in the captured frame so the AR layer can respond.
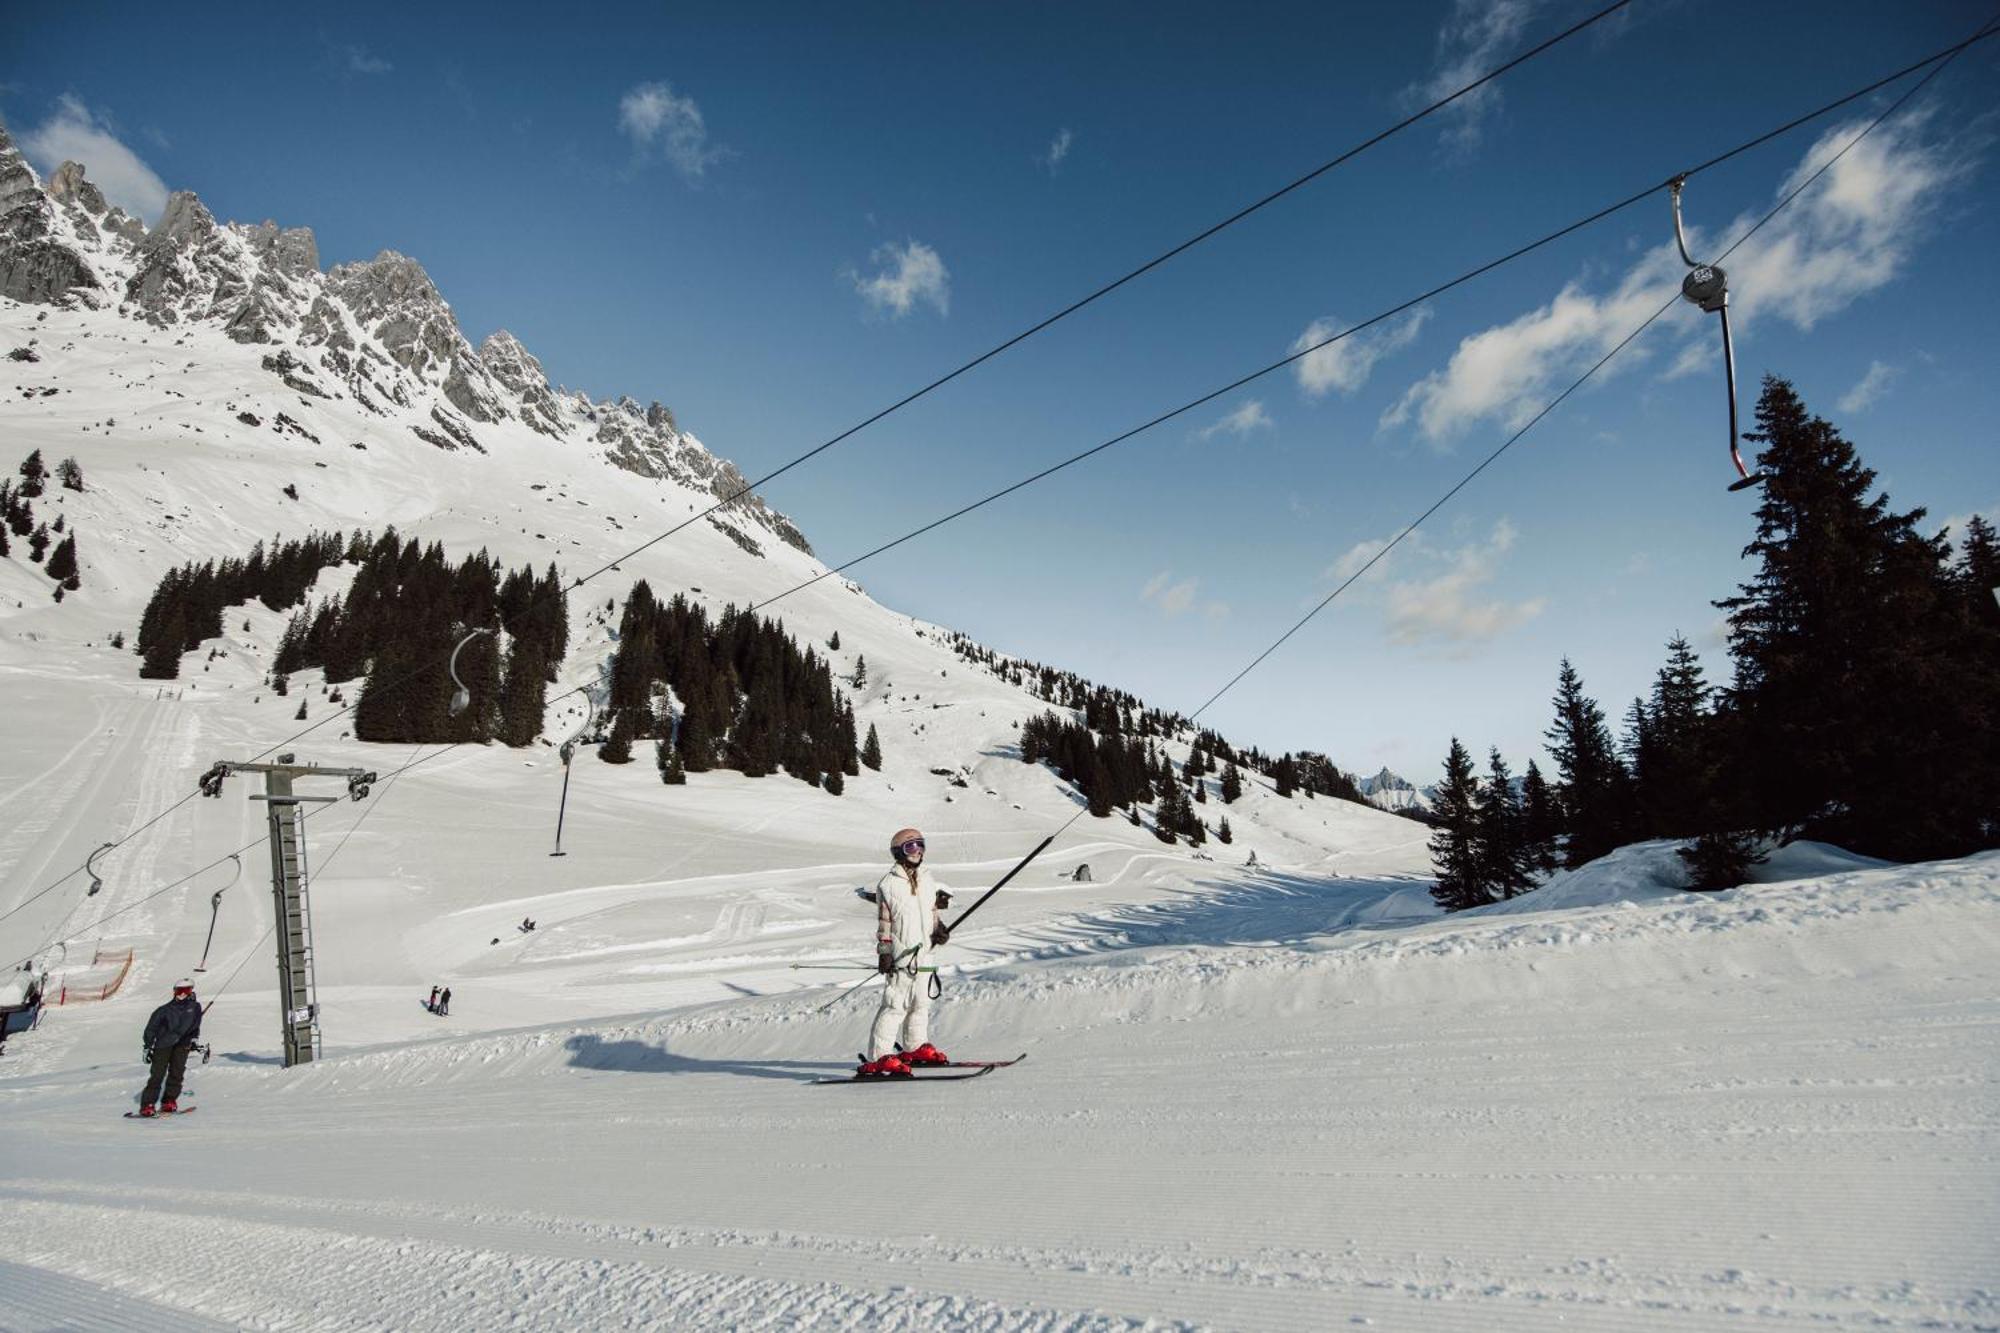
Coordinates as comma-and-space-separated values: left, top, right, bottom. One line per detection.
139, 978, 202, 1116
437, 986, 451, 1016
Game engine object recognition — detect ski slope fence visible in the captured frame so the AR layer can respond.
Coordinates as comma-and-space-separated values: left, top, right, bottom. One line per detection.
54, 948, 134, 1005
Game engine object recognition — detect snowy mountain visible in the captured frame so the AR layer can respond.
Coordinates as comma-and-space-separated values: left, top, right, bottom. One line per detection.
0, 130, 1430, 1022
1353, 765, 1436, 816
4, 129, 1997, 1333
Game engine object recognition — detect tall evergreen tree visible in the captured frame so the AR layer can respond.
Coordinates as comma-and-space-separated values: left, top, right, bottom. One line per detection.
1218, 760, 1243, 804
17, 449, 46, 498
497, 635, 549, 747
45, 532, 77, 585
1718, 376, 1997, 857
657, 735, 686, 784
1641, 634, 1712, 838
598, 708, 635, 764
861, 723, 883, 771
1428, 739, 1485, 912
27, 522, 49, 563
1474, 749, 1532, 899
1216, 815, 1233, 844
1545, 658, 1629, 867
1519, 759, 1562, 876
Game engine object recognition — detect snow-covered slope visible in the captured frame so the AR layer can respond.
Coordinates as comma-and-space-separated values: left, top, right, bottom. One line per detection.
5, 136, 1994, 1333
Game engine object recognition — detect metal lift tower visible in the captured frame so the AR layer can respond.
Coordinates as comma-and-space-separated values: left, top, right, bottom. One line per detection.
200, 756, 374, 1067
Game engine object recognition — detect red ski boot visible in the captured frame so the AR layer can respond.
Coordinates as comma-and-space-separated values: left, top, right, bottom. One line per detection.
160, 1100, 178, 1114
138, 1104, 156, 1118
903, 1042, 950, 1067
857, 1054, 913, 1079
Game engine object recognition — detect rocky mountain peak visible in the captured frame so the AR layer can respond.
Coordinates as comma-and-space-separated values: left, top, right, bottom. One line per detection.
0, 127, 100, 303
241, 219, 320, 280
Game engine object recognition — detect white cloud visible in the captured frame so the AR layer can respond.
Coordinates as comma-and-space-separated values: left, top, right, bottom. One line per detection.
851, 239, 950, 319
619, 80, 728, 181
1197, 399, 1273, 441
1326, 537, 1393, 584
1040, 127, 1073, 174
1384, 519, 1545, 647
17, 94, 168, 223
1141, 570, 1227, 620
1837, 359, 1899, 414
343, 44, 392, 75
1291, 309, 1430, 399
1385, 113, 1966, 446
1408, 0, 1539, 156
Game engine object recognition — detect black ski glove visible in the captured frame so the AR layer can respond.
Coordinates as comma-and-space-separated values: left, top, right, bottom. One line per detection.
933, 889, 952, 909
142, 1045, 153, 1064
930, 922, 951, 946
877, 953, 897, 975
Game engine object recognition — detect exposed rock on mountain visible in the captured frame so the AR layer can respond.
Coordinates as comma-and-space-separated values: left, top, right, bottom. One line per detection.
0, 142, 810, 555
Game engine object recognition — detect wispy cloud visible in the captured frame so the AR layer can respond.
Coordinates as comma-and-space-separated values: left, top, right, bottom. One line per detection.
1932, 503, 1998, 548
17, 94, 168, 223
1198, 399, 1273, 441
850, 239, 950, 319
1837, 360, 1900, 414
1039, 127, 1073, 174
1384, 113, 1968, 446
1291, 309, 1430, 399
1141, 570, 1229, 620
619, 80, 729, 181
1384, 519, 1545, 648
342, 44, 392, 76
1407, 0, 1539, 156
1324, 522, 1542, 649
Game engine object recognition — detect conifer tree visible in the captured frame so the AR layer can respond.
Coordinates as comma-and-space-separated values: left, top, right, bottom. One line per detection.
18, 449, 46, 498
861, 723, 883, 771
1545, 658, 1628, 867
497, 636, 549, 747
1273, 755, 1297, 798
827, 631, 840, 651
599, 708, 635, 764
1428, 738, 1485, 912
1519, 759, 1562, 877
1474, 749, 1532, 899
1641, 634, 1712, 837
851, 655, 867, 689
57, 456, 83, 492
28, 522, 49, 563
45, 532, 77, 585
1718, 376, 1996, 857
822, 767, 844, 795
1216, 815, 1233, 844
1219, 760, 1243, 804
0, 517, 9, 558
657, 735, 686, 784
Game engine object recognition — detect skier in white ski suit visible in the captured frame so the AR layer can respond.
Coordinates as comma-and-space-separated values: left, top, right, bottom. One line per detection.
862, 827, 954, 1071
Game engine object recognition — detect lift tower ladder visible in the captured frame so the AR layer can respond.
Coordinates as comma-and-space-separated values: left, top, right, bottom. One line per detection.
203, 756, 374, 1068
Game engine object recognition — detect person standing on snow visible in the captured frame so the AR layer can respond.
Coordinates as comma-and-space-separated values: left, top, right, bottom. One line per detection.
427, 984, 440, 1012
856, 827, 955, 1078
138, 978, 202, 1116
437, 986, 452, 1016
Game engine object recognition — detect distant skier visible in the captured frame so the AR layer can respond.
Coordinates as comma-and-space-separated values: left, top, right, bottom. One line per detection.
437, 986, 451, 1017
856, 827, 955, 1078
138, 978, 202, 1116
427, 984, 440, 1012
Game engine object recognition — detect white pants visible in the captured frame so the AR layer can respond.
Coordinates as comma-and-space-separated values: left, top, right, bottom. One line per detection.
867, 965, 931, 1059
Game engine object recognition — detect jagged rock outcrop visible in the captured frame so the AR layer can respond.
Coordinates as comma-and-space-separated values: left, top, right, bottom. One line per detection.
0, 128, 99, 303
480, 331, 564, 437
0, 132, 813, 555
329, 252, 503, 422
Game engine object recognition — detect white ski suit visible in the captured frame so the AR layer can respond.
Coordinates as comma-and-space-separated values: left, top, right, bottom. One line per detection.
867, 862, 950, 1059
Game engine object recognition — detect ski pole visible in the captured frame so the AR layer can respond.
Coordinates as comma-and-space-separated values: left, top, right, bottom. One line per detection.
943, 834, 1055, 936
790, 962, 938, 972
812, 943, 921, 1014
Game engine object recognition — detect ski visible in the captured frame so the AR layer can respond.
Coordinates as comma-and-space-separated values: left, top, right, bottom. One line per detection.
897, 1048, 1028, 1069
811, 1065, 995, 1086
124, 1106, 197, 1118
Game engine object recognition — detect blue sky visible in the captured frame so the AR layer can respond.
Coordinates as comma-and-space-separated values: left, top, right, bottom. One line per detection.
6, 0, 1997, 781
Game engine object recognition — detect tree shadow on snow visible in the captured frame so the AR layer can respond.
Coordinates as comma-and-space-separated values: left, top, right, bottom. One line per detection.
564, 1033, 846, 1082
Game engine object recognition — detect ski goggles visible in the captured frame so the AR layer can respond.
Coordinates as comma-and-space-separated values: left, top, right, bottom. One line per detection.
896, 838, 926, 857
